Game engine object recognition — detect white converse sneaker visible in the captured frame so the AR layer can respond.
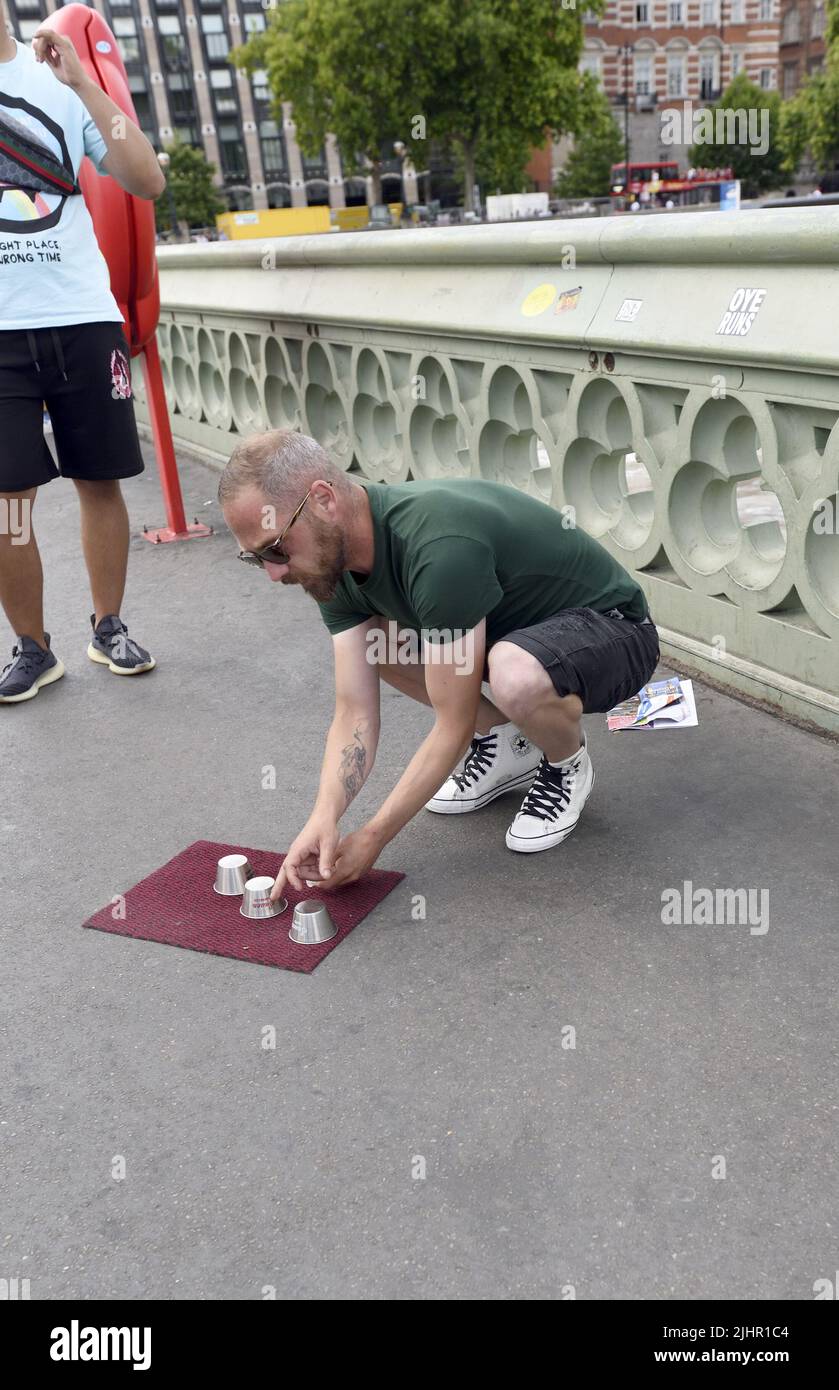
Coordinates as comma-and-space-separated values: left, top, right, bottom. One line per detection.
505, 733, 594, 852
425, 720, 542, 814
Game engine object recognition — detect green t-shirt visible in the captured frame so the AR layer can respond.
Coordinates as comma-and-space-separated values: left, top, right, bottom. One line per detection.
317, 478, 648, 643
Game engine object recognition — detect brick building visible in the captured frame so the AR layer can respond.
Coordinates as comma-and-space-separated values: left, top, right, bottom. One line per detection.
580, 1, 782, 168
778, 0, 827, 96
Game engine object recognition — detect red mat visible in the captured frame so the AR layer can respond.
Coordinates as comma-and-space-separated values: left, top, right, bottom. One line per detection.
82, 839, 406, 973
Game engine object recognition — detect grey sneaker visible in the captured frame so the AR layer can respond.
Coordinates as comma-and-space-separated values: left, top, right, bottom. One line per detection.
0, 633, 65, 703
87, 613, 155, 675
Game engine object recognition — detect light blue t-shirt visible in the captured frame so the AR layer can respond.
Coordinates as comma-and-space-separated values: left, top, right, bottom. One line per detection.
0, 39, 123, 329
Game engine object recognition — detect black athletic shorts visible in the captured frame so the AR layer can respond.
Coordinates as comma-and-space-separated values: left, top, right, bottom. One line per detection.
490, 606, 661, 714
0, 320, 145, 491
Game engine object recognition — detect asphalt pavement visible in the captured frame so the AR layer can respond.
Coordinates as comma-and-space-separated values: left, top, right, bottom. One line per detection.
1, 438, 836, 1300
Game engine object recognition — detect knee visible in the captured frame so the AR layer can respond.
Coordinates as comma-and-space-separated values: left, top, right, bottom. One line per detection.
487, 642, 551, 721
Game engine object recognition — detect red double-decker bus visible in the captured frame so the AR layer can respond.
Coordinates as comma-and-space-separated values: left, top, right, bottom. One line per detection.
610, 161, 734, 210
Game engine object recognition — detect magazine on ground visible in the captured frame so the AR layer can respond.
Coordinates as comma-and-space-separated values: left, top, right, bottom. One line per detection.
607, 677, 698, 731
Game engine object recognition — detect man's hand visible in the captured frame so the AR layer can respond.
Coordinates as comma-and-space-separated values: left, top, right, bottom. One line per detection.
318, 825, 385, 890
31, 31, 166, 198
271, 815, 339, 901
32, 29, 88, 91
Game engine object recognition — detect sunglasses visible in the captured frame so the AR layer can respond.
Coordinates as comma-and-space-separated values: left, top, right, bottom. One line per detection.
237, 488, 312, 568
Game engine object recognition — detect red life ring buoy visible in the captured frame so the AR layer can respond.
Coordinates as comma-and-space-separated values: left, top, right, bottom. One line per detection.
49, 6, 211, 542
49, 4, 159, 356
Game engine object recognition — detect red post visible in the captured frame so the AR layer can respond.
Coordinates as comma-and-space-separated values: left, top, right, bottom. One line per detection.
139, 336, 212, 543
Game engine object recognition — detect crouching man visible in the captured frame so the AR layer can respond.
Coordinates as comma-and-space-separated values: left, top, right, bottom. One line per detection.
218, 429, 660, 894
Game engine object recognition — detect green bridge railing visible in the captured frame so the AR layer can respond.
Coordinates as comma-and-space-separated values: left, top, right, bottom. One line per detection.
138, 208, 839, 734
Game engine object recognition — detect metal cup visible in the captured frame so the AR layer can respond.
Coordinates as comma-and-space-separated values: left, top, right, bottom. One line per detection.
240, 875, 287, 919
213, 854, 254, 896
289, 898, 338, 945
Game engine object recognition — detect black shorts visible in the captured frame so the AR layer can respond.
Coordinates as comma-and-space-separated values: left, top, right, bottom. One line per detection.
491, 606, 661, 714
0, 321, 145, 491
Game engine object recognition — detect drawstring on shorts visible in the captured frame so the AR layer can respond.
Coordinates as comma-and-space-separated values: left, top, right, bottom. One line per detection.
25, 327, 69, 381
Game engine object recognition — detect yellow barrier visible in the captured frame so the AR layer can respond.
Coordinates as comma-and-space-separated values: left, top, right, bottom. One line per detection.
335, 206, 370, 232
215, 207, 332, 240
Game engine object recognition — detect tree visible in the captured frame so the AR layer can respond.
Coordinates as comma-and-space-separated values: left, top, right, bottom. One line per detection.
231, 0, 432, 205
408, 0, 585, 211
554, 74, 624, 198
779, 0, 839, 175
687, 73, 785, 198
462, 130, 537, 200
154, 139, 225, 234
232, 0, 587, 212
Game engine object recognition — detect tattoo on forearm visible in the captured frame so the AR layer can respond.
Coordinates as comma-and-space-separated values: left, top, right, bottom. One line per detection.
339, 721, 369, 807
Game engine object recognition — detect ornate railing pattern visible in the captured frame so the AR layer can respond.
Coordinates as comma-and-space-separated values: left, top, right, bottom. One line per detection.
138, 210, 839, 733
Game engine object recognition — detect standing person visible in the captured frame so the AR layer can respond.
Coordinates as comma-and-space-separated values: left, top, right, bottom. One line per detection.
0, 15, 164, 702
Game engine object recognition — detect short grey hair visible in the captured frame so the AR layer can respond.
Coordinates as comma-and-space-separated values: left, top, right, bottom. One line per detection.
218, 429, 350, 508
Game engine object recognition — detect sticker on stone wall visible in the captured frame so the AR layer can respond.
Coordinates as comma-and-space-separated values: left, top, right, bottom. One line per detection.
554, 286, 582, 313
521, 283, 557, 316
716, 288, 767, 337
616, 298, 642, 322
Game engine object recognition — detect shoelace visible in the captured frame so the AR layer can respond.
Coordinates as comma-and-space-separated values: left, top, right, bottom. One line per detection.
1, 644, 41, 681
452, 732, 498, 790
518, 758, 577, 822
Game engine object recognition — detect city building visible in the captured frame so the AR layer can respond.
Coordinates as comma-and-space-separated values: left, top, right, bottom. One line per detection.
579, 1, 782, 168
5, 1, 799, 210
778, 0, 827, 96
3, 0, 429, 211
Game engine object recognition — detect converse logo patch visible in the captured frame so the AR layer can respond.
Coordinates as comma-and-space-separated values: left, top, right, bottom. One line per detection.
509, 733, 532, 757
